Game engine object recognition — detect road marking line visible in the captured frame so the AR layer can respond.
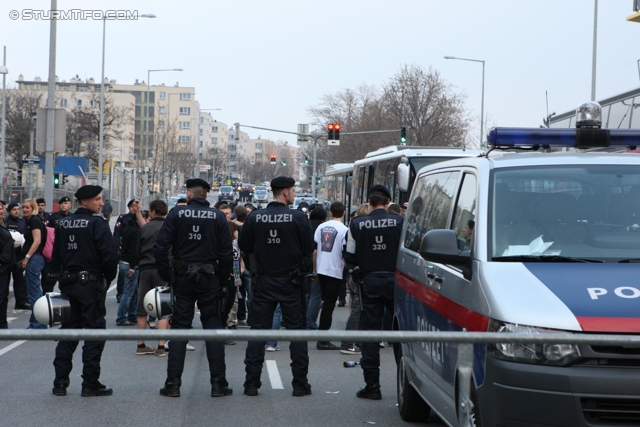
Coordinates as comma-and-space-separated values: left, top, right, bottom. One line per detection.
266, 360, 283, 389
0, 340, 27, 356
108, 283, 116, 293
7, 317, 17, 323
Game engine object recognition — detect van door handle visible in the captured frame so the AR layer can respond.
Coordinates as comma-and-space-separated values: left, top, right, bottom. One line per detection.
434, 276, 443, 285
427, 273, 435, 280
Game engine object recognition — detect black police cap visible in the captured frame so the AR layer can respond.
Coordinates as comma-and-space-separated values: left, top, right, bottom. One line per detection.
58, 196, 71, 204
127, 199, 136, 207
186, 178, 211, 192
368, 185, 391, 200
270, 176, 295, 190
75, 185, 103, 200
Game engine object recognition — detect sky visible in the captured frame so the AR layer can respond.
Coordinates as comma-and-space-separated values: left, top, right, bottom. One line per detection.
1, 0, 639, 150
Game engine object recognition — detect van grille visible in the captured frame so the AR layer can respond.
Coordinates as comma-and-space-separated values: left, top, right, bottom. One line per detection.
582, 398, 640, 425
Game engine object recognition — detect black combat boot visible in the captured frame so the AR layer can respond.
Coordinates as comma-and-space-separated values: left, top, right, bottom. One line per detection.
81, 379, 113, 397
159, 377, 182, 397
211, 378, 233, 397
356, 382, 381, 400
243, 378, 262, 396
291, 379, 312, 397
52, 377, 69, 396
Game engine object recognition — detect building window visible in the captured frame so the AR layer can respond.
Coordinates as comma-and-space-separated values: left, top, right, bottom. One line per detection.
158, 120, 165, 129
200, 140, 203, 147
212, 137, 218, 143
199, 129, 203, 135
159, 92, 166, 100
255, 152, 262, 158
158, 135, 164, 143
180, 135, 191, 143
179, 121, 191, 129
90, 100, 98, 108
60, 99, 68, 107
159, 106, 166, 114
255, 142, 262, 148
212, 126, 218, 132
76, 99, 82, 108
180, 93, 192, 101
179, 107, 191, 115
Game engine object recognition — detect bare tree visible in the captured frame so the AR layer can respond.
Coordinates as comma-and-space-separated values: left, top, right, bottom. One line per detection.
383, 64, 470, 148
3, 88, 44, 170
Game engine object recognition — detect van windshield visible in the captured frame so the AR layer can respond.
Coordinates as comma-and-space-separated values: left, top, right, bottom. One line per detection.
220, 186, 232, 193
490, 165, 640, 262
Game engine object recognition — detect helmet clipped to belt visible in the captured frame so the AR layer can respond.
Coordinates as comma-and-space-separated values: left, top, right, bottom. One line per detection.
144, 286, 173, 319
33, 293, 71, 327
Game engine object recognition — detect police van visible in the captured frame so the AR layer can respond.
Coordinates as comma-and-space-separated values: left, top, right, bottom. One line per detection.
394, 102, 640, 426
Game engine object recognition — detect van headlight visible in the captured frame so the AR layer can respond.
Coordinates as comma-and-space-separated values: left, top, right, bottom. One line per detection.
488, 320, 581, 366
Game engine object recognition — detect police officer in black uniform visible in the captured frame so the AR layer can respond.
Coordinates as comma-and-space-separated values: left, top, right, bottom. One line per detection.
154, 178, 234, 398
51, 185, 118, 397
239, 176, 314, 397
44, 197, 73, 294
113, 199, 137, 302
345, 185, 403, 400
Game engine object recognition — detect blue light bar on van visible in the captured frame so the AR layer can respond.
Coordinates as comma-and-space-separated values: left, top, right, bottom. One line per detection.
487, 127, 640, 149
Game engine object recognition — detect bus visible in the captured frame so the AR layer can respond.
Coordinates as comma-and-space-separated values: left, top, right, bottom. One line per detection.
323, 163, 354, 220
349, 145, 483, 212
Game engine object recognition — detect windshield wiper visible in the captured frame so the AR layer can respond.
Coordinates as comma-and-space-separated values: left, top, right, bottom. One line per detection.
492, 255, 604, 263
619, 259, 640, 263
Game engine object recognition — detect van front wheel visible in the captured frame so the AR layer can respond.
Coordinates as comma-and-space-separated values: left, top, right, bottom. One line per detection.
397, 353, 430, 422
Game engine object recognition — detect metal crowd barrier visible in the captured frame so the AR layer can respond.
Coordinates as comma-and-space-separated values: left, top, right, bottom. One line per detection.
2, 330, 638, 427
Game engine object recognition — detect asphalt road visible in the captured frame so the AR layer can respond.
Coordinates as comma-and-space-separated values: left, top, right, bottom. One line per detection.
0, 288, 448, 427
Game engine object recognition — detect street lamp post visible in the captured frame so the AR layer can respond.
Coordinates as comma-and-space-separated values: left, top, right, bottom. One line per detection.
444, 56, 485, 147
144, 68, 182, 206
0, 47, 8, 201
98, 14, 155, 189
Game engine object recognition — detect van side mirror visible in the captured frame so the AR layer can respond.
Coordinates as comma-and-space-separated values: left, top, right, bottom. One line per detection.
346, 176, 352, 196
419, 230, 470, 265
397, 164, 410, 193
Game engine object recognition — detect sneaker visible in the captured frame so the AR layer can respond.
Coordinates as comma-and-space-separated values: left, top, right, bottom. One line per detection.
379, 342, 386, 348
337, 300, 346, 307
316, 342, 340, 350
356, 382, 381, 400
116, 294, 122, 303
116, 321, 135, 326
155, 347, 166, 357
136, 345, 156, 355
265, 345, 281, 352
187, 344, 195, 351
224, 340, 237, 345
340, 346, 362, 355
237, 319, 248, 327
291, 379, 312, 397
243, 378, 262, 396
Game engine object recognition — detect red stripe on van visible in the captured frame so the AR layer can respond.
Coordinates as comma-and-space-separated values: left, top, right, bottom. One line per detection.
577, 317, 640, 333
396, 270, 489, 332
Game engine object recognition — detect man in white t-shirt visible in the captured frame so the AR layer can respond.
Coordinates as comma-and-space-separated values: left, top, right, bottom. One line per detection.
314, 202, 348, 350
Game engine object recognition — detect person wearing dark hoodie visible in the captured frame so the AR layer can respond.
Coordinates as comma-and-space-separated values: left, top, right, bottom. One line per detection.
306, 207, 327, 330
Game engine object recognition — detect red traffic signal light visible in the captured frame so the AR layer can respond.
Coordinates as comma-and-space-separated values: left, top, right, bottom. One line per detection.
328, 123, 335, 140
270, 154, 277, 164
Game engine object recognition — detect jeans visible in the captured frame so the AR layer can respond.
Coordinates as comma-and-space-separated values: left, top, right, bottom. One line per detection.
116, 263, 138, 324
266, 304, 282, 347
0, 273, 9, 328
305, 278, 322, 329
25, 254, 46, 329
341, 278, 362, 349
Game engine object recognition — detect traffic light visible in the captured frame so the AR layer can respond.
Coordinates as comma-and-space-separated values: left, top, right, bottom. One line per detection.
400, 126, 407, 145
334, 123, 340, 141
304, 156, 309, 165
270, 154, 276, 165
316, 177, 321, 185
62, 174, 69, 185
308, 176, 312, 186
16, 169, 23, 186
281, 160, 287, 166
53, 173, 60, 188
328, 123, 335, 140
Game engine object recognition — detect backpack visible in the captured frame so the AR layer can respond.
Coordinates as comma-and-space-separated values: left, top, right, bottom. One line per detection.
42, 225, 55, 262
